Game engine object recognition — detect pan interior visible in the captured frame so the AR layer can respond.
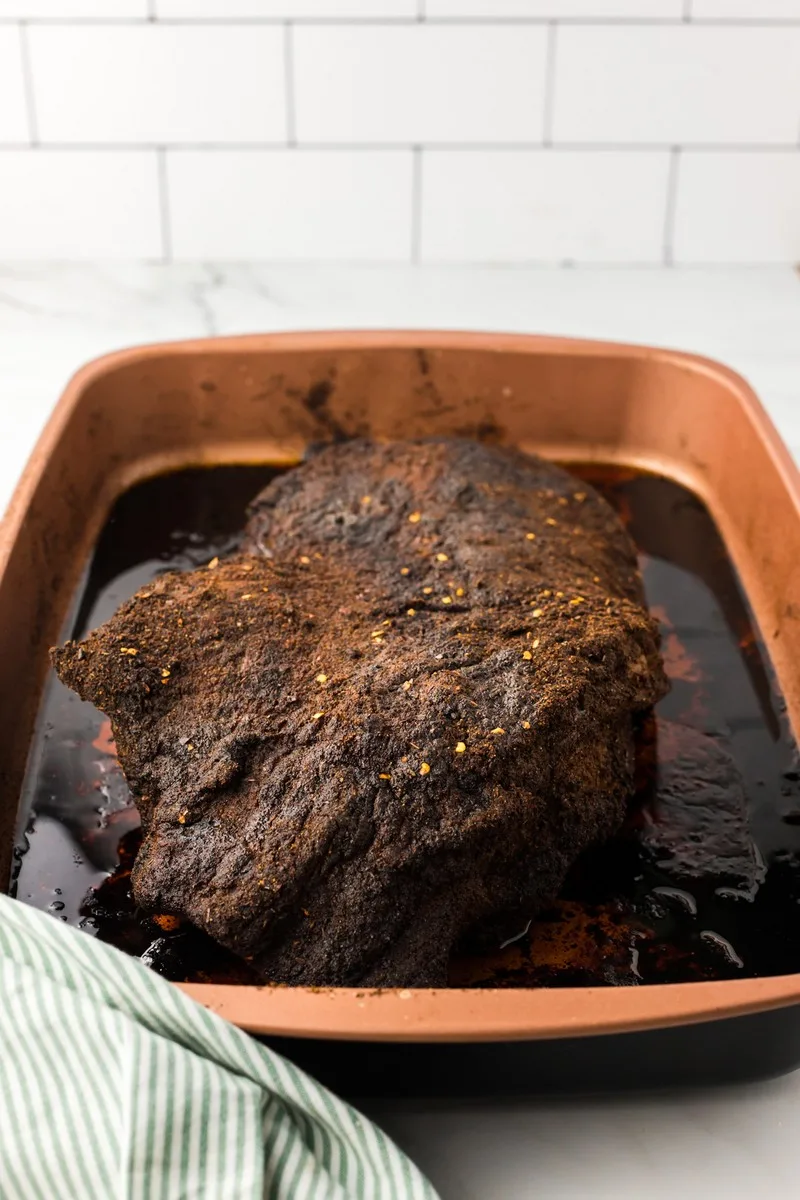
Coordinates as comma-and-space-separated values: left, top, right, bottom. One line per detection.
11, 462, 800, 989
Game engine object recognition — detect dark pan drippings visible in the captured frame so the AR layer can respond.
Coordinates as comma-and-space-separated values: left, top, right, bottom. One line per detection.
11, 464, 800, 987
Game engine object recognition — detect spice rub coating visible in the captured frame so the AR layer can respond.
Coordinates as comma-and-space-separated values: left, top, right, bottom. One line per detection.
53, 439, 668, 986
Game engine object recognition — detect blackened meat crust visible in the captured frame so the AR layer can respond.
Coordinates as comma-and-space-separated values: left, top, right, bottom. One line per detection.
53, 439, 667, 986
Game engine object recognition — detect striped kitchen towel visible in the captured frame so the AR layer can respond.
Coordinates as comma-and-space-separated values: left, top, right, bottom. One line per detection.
0, 894, 438, 1200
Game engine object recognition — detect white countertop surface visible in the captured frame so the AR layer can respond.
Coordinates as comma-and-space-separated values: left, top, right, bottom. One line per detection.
2, 262, 800, 1199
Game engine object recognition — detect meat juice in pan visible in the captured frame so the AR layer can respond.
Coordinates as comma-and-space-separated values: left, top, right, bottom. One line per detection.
11, 464, 800, 986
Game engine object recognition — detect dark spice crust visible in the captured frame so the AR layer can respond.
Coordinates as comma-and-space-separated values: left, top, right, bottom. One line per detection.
53, 439, 668, 987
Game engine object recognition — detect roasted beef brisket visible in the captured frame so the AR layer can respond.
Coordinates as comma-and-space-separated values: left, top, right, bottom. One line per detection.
53, 439, 668, 986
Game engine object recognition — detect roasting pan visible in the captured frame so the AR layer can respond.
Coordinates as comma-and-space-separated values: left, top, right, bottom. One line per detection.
3, 330, 800, 1095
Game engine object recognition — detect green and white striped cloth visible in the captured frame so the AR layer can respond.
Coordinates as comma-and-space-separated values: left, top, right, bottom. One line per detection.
0, 895, 438, 1200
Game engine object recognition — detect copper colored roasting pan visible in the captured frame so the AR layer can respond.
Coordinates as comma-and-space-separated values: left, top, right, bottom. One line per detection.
3, 331, 800, 1092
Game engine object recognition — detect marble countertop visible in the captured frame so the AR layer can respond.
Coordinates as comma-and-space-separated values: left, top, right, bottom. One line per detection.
2, 262, 800, 1198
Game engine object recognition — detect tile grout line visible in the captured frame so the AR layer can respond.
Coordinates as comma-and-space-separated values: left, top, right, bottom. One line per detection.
4, 16, 800, 25
417, 0, 425, 19
157, 147, 172, 263
147, 0, 156, 19
662, 146, 681, 267
1, 142, 800, 153
683, 0, 693, 19
18, 22, 38, 147
542, 23, 558, 148
411, 145, 422, 265
284, 23, 296, 147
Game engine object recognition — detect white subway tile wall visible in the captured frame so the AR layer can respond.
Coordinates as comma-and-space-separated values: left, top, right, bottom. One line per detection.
0, 28, 29, 143
553, 26, 800, 145
0, 3, 147, 15
421, 150, 670, 263
293, 25, 548, 143
0, 151, 161, 257
691, 2, 800, 17
168, 150, 413, 259
0, 2, 798, 262
426, 3, 682, 15
157, 2, 417, 15
673, 152, 800, 263
28, 25, 286, 143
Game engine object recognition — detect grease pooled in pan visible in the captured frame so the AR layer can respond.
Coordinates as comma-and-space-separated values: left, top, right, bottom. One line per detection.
11, 464, 800, 986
